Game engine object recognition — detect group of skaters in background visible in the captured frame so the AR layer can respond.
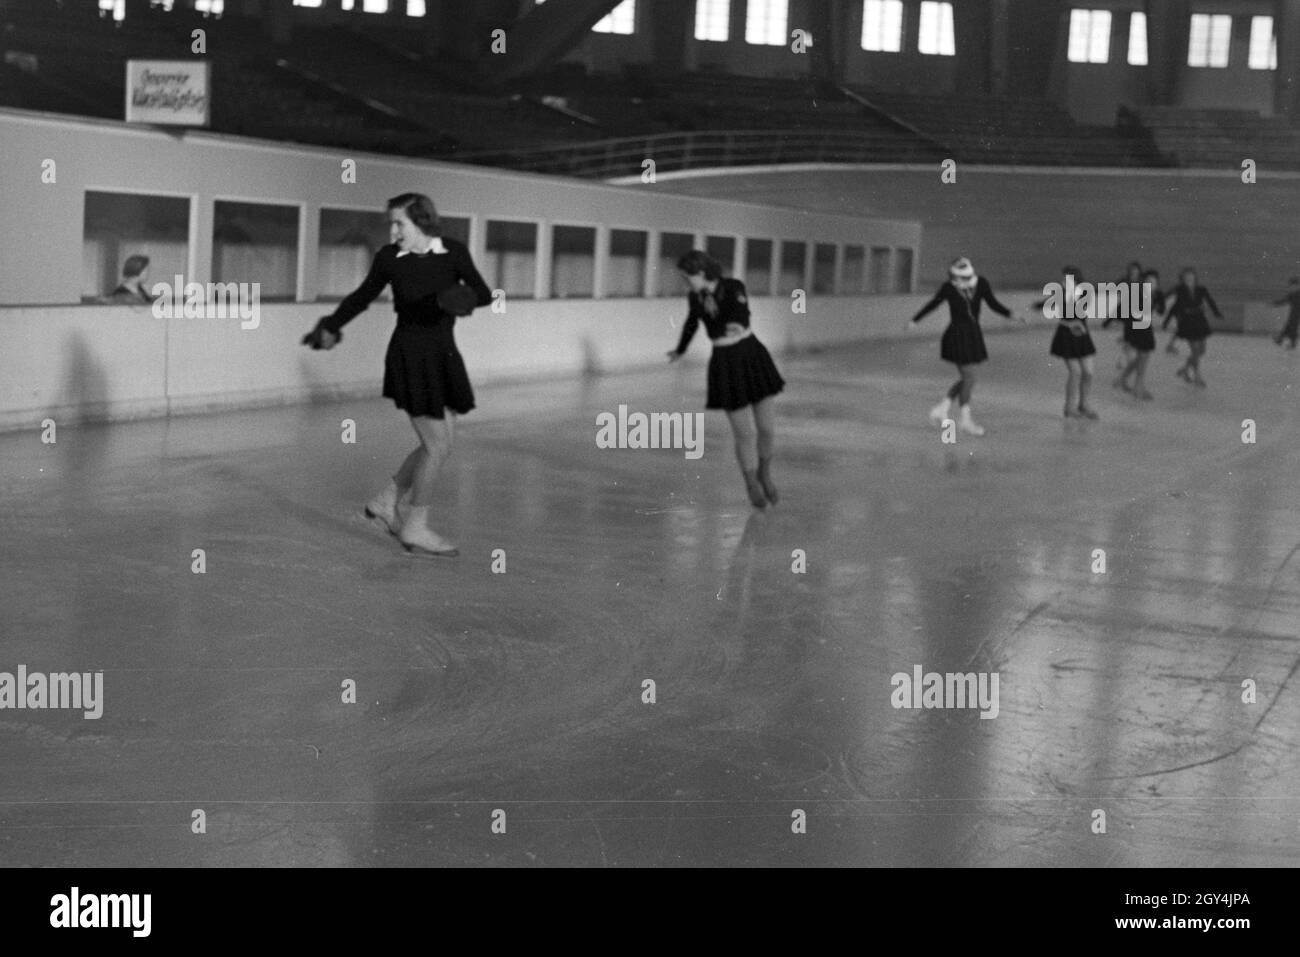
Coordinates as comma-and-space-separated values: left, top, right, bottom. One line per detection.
915, 257, 1300, 435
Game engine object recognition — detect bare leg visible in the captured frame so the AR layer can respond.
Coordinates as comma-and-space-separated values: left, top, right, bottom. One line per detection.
753, 397, 778, 504
1078, 356, 1097, 416
1064, 359, 1080, 415
727, 406, 765, 507
393, 446, 423, 495
958, 364, 976, 406
400, 413, 458, 555
1134, 352, 1152, 398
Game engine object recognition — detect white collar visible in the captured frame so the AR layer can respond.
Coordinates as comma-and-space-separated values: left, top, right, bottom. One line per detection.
396, 236, 447, 257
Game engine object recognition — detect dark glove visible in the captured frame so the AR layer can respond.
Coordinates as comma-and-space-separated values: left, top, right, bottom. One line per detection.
301, 319, 341, 350
437, 284, 479, 317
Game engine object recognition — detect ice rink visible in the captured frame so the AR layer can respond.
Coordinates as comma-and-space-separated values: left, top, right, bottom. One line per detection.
1, 326, 1297, 866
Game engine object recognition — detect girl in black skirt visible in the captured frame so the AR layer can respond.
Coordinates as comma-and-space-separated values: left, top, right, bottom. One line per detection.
668, 250, 785, 509
1113, 267, 1163, 400
304, 193, 492, 557
911, 257, 1023, 436
1049, 265, 1100, 419
1105, 261, 1144, 369
1163, 267, 1222, 388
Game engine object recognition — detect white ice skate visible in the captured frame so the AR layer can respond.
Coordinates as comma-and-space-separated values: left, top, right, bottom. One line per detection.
399, 506, 459, 558
928, 397, 953, 425
364, 482, 402, 537
958, 404, 985, 436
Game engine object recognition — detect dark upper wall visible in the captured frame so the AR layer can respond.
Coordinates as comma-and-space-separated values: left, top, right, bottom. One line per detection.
74, 0, 1300, 121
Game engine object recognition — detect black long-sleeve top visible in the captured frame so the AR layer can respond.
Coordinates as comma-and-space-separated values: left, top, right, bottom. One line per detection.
673, 277, 752, 355
912, 277, 1011, 325
1161, 284, 1221, 331
321, 239, 492, 335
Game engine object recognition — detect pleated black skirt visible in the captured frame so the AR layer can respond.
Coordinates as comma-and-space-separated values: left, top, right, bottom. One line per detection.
382, 324, 475, 419
1174, 311, 1212, 341
1050, 324, 1098, 359
706, 335, 785, 411
940, 321, 988, 365
1124, 323, 1156, 352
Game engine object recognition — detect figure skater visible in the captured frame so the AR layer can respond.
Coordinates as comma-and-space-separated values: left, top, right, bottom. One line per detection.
1114, 267, 1163, 400
912, 257, 1023, 436
1104, 261, 1143, 370
1049, 265, 1100, 418
1273, 277, 1300, 349
668, 250, 784, 509
302, 193, 491, 557
1164, 267, 1221, 387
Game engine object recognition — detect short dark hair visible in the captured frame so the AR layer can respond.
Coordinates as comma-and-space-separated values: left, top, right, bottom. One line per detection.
122, 254, 150, 278
386, 192, 440, 236
677, 250, 722, 281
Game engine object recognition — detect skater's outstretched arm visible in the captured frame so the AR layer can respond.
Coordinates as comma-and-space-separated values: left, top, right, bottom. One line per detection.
321, 250, 392, 335
669, 301, 703, 359
978, 279, 1013, 318
1161, 290, 1180, 330
911, 287, 946, 323
1202, 288, 1223, 319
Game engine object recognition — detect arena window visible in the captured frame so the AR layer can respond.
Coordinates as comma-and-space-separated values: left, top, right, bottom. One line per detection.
745, 238, 775, 295
82, 191, 190, 305
485, 220, 538, 300
745, 0, 789, 46
293, 1, 324, 7
861, 0, 903, 53
213, 200, 298, 302
593, 0, 636, 35
1188, 14, 1231, 68
695, 0, 730, 42
317, 208, 392, 303
1248, 17, 1277, 70
194, 0, 224, 15
98, 0, 124, 21
657, 231, 696, 297
778, 241, 807, 295
706, 235, 737, 275
440, 216, 471, 246
813, 243, 837, 295
869, 246, 891, 294
1067, 9, 1111, 64
892, 248, 914, 293
1127, 12, 1148, 66
607, 229, 648, 297
843, 245, 866, 293
917, 1, 955, 56
551, 225, 597, 299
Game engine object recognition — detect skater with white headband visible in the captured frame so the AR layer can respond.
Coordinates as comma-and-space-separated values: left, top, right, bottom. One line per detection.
911, 257, 1024, 437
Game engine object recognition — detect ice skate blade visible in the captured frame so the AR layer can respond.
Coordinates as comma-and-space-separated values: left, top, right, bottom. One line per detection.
402, 542, 459, 559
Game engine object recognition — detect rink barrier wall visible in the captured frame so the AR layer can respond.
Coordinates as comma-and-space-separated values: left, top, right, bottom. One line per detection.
0, 291, 1061, 432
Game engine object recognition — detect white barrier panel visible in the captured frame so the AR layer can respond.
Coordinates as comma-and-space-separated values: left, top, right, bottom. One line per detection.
0, 291, 1057, 432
